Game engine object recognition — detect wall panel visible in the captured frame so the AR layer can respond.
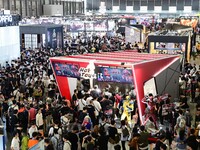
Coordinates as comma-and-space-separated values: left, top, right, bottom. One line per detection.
133, 0, 140, 10
162, 0, 169, 10
177, 0, 183, 10
148, 0, 154, 10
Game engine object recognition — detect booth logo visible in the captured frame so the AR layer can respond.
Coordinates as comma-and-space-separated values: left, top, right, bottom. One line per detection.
0, 15, 12, 23
79, 67, 97, 79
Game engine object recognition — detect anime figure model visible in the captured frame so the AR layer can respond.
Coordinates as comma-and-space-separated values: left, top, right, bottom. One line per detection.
121, 96, 134, 125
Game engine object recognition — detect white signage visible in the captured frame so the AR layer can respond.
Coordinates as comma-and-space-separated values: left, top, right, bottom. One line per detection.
79, 60, 96, 79
79, 68, 96, 79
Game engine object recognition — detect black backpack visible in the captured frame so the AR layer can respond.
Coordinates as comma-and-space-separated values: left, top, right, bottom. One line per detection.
9, 105, 17, 118
87, 142, 95, 150
99, 123, 106, 134
122, 127, 129, 138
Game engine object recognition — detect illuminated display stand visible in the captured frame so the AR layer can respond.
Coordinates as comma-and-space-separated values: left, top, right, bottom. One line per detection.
50, 51, 180, 124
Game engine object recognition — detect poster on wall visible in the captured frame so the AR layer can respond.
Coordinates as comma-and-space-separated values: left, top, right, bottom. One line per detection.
69, 21, 85, 32
97, 67, 133, 83
47, 27, 63, 49
94, 20, 108, 31
52, 62, 80, 78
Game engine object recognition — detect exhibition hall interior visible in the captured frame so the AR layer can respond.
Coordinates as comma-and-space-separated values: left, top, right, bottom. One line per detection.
0, 0, 200, 150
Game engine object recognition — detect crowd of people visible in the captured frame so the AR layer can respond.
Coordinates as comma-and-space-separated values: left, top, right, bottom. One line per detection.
63, 35, 142, 55
0, 36, 199, 150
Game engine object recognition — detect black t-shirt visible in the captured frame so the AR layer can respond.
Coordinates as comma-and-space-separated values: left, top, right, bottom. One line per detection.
11, 114, 19, 127
45, 144, 54, 150
79, 131, 88, 144
68, 132, 78, 150
78, 112, 87, 123
2, 102, 9, 113
87, 105, 95, 118
181, 97, 189, 109
108, 126, 118, 139
101, 100, 113, 111
98, 135, 109, 150
60, 106, 70, 115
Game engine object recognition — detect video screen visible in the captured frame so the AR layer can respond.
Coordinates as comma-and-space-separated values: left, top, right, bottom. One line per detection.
52, 62, 80, 78
97, 67, 133, 83
154, 42, 183, 50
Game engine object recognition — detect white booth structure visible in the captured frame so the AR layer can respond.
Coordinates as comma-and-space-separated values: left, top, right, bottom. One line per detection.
0, 26, 20, 66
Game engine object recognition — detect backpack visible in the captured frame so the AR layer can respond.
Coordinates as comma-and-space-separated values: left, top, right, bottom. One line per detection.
185, 115, 192, 127
51, 135, 63, 150
9, 105, 17, 118
87, 142, 95, 150
122, 127, 129, 138
179, 118, 186, 128
99, 123, 106, 134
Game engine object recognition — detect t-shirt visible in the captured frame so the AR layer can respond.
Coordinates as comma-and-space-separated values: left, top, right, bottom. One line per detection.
11, 137, 20, 150
28, 139, 39, 149
108, 126, 118, 139
21, 136, 29, 150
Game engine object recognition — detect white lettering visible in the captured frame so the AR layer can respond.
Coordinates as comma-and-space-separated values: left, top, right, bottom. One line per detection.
0, 15, 13, 23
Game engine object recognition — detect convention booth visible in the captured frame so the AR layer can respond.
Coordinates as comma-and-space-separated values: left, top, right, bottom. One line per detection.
50, 51, 180, 124
20, 24, 63, 50
148, 24, 193, 62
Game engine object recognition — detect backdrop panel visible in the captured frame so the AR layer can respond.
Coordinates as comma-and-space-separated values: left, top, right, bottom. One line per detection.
0, 26, 20, 66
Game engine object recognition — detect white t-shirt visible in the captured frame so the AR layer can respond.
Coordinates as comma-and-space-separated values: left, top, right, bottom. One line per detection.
63, 141, 71, 150
78, 99, 87, 111
86, 96, 93, 105
28, 126, 38, 138
11, 137, 20, 150
93, 100, 102, 116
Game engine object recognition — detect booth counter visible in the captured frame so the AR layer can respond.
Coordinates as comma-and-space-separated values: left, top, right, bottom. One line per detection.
50, 51, 180, 124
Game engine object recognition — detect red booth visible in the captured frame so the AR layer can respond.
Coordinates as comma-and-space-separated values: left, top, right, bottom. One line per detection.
50, 50, 180, 124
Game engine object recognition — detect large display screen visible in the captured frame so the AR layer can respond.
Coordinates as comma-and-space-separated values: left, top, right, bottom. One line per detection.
52, 62, 80, 78
47, 27, 63, 49
154, 42, 183, 50
97, 67, 133, 83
